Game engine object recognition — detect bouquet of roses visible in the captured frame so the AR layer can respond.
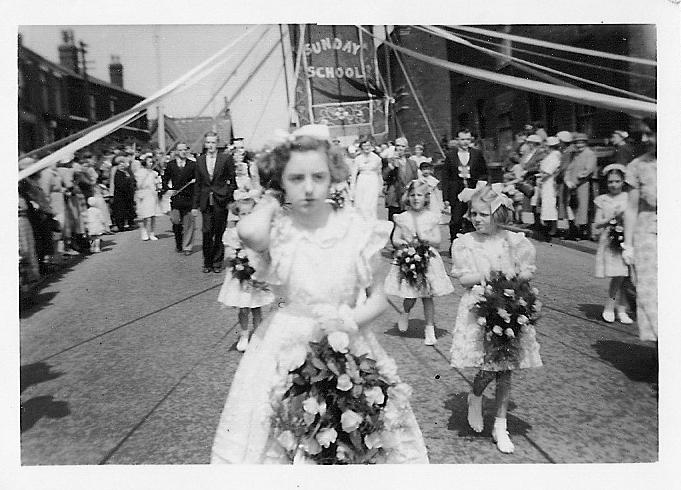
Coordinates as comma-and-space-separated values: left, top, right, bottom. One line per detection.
471, 271, 541, 368
270, 319, 413, 464
607, 212, 625, 252
393, 239, 434, 291
326, 188, 346, 210
226, 248, 269, 291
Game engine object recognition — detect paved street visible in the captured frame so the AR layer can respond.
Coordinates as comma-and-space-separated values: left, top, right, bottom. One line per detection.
19, 213, 658, 465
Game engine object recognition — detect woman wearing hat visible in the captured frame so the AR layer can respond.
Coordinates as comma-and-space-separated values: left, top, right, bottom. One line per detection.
134, 154, 162, 241
537, 136, 562, 241
622, 118, 657, 342
611, 130, 635, 166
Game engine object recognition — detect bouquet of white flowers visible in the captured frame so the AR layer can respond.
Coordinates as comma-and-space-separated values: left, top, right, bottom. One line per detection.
271, 315, 413, 464
471, 271, 541, 368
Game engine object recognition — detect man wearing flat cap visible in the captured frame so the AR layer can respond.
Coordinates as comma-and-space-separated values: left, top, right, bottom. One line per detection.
564, 133, 597, 240
382, 137, 417, 222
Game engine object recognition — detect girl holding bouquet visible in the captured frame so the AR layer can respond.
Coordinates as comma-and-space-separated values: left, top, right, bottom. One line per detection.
449, 182, 542, 454
593, 164, 632, 324
218, 198, 274, 352
210, 125, 428, 464
384, 179, 454, 345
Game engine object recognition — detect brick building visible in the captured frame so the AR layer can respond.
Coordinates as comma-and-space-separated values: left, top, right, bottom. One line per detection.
18, 30, 149, 154
379, 25, 656, 163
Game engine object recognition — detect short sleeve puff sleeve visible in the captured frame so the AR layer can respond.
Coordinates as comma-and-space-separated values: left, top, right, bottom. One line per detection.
356, 218, 393, 288
507, 231, 536, 279
450, 234, 476, 278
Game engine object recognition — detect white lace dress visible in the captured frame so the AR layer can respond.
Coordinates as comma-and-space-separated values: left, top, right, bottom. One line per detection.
449, 231, 543, 371
384, 211, 454, 298
211, 207, 429, 464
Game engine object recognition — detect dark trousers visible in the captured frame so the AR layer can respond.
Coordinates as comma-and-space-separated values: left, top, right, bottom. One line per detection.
387, 206, 401, 223
172, 207, 195, 252
449, 199, 474, 243
201, 204, 227, 268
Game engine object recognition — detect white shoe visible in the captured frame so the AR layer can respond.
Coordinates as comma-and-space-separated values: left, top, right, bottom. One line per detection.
617, 310, 633, 324
141, 229, 149, 241
397, 313, 409, 332
236, 332, 249, 352
467, 394, 484, 433
492, 425, 515, 454
602, 309, 615, 323
148, 233, 158, 241
424, 325, 437, 346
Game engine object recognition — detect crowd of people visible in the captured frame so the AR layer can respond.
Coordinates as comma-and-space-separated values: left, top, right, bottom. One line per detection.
18, 116, 657, 462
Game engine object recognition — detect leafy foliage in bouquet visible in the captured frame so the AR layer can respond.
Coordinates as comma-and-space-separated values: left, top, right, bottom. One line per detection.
393, 240, 434, 291
271, 333, 409, 464
227, 248, 269, 290
471, 271, 541, 368
607, 212, 625, 252
326, 189, 346, 210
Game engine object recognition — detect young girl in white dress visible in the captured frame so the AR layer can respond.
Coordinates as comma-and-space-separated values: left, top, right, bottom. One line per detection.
419, 161, 448, 224
210, 125, 429, 464
384, 179, 454, 346
449, 183, 542, 454
593, 164, 632, 324
218, 198, 274, 352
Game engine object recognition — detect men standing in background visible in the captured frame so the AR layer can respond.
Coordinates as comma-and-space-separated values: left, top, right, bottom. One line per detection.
442, 128, 487, 245
192, 132, 236, 274
164, 142, 197, 255
564, 133, 597, 240
382, 137, 417, 222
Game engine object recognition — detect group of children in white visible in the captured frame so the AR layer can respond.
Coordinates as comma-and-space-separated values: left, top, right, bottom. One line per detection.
209, 124, 629, 462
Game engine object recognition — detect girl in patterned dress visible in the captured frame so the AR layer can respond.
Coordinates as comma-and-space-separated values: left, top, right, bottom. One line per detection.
449, 183, 542, 454
593, 164, 632, 324
384, 179, 454, 345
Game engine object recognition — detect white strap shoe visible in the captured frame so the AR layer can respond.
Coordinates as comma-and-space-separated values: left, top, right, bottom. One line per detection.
492, 425, 515, 454
617, 310, 633, 324
424, 325, 437, 345
467, 394, 484, 433
397, 313, 409, 332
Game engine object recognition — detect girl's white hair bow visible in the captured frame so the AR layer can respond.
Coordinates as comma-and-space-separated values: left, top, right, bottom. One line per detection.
270, 124, 331, 147
457, 180, 514, 214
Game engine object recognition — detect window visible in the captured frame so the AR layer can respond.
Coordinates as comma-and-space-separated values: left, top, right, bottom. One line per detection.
89, 94, 97, 120
109, 97, 116, 116
39, 72, 48, 109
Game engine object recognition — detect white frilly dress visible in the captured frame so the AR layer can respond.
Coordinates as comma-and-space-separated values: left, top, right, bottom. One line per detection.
211, 207, 429, 464
384, 211, 454, 298
217, 228, 275, 308
449, 231, 543, 371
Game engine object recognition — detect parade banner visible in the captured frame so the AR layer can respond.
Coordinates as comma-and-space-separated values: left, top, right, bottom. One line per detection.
292, 25, 388, 138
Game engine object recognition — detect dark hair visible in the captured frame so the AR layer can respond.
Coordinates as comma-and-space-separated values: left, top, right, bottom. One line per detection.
257, 135, 349, 193
605, 168, 626, 180
419, 161, 434, 171
641, 117, 657, 134
205, 131, 218, 140
457, 128, 472, 137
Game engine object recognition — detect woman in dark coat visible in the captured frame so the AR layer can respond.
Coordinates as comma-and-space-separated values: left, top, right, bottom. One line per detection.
111, 156, 137, 231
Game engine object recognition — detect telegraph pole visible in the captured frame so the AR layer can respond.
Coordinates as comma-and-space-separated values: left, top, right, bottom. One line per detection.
153, 26, 166, 153
79, 40, 92, 123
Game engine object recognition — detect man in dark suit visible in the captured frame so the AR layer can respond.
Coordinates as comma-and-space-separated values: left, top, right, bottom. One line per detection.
163, 142, 197, 255
442, 128, 487, 245
191, 132, 236, 273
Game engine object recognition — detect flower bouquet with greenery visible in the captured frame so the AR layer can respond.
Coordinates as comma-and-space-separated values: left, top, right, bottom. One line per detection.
393, 240, 434, 291
607, 212, 625, 252
471, 271, 541, 368
270, 317, 413, 464
226, 248, 269, 291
